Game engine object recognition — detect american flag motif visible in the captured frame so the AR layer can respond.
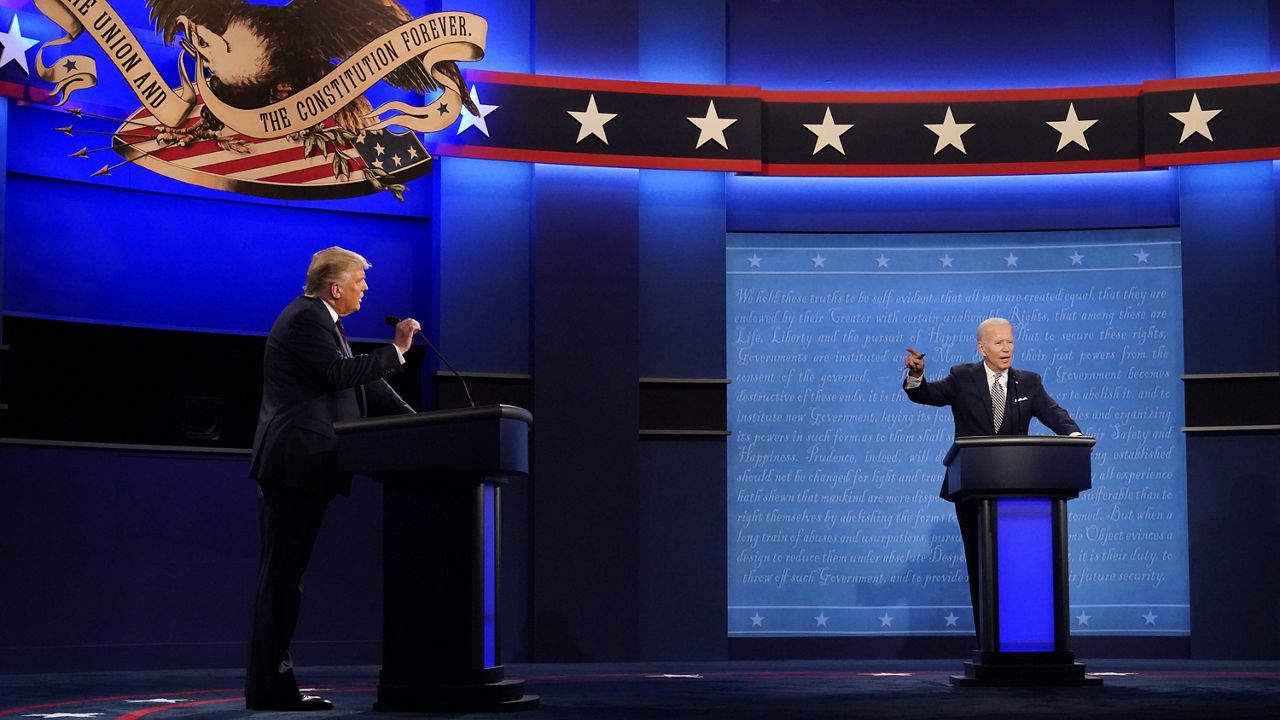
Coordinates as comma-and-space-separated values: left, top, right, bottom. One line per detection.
111, 98, 432, 200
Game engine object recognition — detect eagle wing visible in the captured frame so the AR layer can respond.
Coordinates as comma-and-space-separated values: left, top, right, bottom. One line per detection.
283, 0, 477, 112
145, 0, 244, 46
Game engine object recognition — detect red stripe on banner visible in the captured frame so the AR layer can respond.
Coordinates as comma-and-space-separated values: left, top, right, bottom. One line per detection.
147, 142, 235, 163
762, 84, 1143, 104
1145, 146, 1280, 167
466, 69, 762, 98
0, 81, 51, 102
143, 133, 271, 162
760, 158, 1147, 177
193, 145, 309, 174
1144, 71, 1280, 92
260, 159, 369, 184
432, 143, 762, 172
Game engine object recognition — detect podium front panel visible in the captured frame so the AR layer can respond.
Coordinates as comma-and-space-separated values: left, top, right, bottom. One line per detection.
995, 498, 1055, 652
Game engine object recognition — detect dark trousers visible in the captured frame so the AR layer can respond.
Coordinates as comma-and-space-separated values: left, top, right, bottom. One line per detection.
955, 501, 982, 637
245, 481, 330, 707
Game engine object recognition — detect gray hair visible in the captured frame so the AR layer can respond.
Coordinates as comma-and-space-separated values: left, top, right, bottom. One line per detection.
303, 246, 371, 296
976, 317, 1012, 341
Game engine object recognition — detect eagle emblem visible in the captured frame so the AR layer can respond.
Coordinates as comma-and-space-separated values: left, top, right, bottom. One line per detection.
32, 0, 488, 199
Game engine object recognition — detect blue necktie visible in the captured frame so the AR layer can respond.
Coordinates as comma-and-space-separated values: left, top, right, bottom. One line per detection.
335, 319, 352, 358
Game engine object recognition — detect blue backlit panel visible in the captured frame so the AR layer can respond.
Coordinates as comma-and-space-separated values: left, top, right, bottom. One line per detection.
726, 228, 1189, 637
483, 483, 497, 668
996, 498, 1055, 652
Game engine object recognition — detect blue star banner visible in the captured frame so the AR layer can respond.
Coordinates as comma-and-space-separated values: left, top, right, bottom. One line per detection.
726, 228, 1189, 637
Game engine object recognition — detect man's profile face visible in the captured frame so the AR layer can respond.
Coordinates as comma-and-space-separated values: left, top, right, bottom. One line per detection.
977, 322, 1015, 373
330, 268, 368, 317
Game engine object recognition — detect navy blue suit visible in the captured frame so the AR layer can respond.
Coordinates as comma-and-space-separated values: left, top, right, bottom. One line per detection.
245, 295, 414, 707
903, 361, 1080, 631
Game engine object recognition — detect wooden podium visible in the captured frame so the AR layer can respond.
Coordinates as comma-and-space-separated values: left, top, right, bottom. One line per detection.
335, 404, 539, 711
943, 435, 1101, 687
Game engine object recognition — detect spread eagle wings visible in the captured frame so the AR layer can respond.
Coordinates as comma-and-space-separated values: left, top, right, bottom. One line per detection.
146, 0, 477, 113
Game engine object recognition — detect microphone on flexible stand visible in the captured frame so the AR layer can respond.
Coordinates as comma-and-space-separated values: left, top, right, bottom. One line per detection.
385, 316, 477, 408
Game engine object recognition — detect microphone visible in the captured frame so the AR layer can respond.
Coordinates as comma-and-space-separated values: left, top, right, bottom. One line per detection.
386, 316, 477, 408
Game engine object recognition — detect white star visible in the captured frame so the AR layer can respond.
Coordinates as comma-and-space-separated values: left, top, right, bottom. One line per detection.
1003, 252, 1019, 267
1169, 93, 1221, 143
1069, 251, 1085, 265
747, 254, 763, 268
687, 100, 737, 150
1047, 103, 1098, 151
371, 159, 385, 170
874, 254, 890, 268
804, 106, 854, 155
924, 106, 974, 155
407, 146, 418, 159
877, 612, 894, 627
373, 142, 386, 156
1076, 611, 1092, 626
391, 154, 403, 167
939, 254, 955, 268
749, 613, 765, 627
811, 254, 827, 268
0, 15, 39, 75
943, 612, 959, 627
457, 86, 498, 137
568, 94, 617, 144
1134, 249, 1151, 263
1142, 610, 1158, 626
815, 612, 830, 628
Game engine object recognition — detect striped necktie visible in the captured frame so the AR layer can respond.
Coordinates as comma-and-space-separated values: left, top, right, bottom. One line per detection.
992, 373, 1005, 432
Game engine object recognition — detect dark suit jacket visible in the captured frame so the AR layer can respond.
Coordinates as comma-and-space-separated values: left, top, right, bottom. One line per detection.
249, 295, 414, 497
903, 361, 1081, 495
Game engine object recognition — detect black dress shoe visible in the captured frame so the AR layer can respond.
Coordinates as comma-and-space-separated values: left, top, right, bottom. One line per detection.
246, 694, 334, 711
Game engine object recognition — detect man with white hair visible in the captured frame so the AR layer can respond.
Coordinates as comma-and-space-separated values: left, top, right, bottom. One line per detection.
902, 317, 1082, 635
246, 246, 419, 711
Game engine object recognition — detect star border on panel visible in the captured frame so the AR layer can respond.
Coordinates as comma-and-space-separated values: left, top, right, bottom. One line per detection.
804, 106, 855, 156
0, 15, 40, 75
1169, 93, 1221, 143
688, 99, 738, 150
568, 93, 617, 145
924, 106, 974, 155
1046, 102, 1098, 152
457, 86, 499, 137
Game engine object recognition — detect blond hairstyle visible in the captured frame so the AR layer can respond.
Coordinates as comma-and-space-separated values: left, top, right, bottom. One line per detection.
303, 247, 371, 296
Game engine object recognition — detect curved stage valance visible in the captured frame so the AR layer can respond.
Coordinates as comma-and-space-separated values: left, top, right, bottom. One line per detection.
431, 69, 1280, 176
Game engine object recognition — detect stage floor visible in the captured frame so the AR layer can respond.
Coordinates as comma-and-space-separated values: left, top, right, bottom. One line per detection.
2, 660, 1278, 719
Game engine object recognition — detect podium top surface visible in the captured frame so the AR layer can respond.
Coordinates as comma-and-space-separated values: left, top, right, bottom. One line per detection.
334, 404, 532, 435
943, 435, 1095, 466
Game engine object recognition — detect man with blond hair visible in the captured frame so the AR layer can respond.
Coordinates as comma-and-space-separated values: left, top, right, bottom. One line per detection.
246, 246, 419, 711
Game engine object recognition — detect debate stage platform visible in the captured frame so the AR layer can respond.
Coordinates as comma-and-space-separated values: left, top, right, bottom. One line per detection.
2, 660, 1277, 719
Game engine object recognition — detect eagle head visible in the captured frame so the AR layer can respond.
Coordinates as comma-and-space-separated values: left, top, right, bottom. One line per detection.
187, 17, 273, 89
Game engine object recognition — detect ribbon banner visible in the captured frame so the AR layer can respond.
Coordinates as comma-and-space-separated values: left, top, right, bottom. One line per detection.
26, 1, 486, 199
33, 0, 486, 138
